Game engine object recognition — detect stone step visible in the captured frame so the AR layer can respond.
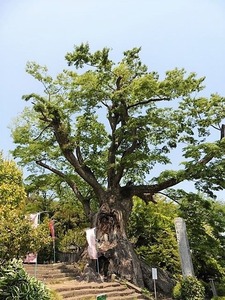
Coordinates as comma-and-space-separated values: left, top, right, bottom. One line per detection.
49, 281, 150, 300
23, 263, 75, 272
62, 292, 144, 299
57, 285, 127, 298
51, 281, 121, 290
23, 263, 77, 283
24, 263, 65, 268
109, 296, 147, 300
24, 269, 75, 277
24, 263, 151, 300
63, 292, 145, 300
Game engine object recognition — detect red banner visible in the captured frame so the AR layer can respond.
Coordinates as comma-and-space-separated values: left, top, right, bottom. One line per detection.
49, 220, 55, 239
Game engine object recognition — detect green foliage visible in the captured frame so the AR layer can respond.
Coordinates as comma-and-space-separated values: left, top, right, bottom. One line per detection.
0, 258, 52, 300
0, 209, 50, 261
0, 153, 26, 208
179, 193, 225, 281
128, 193, 225, 288
172, 281, 182, 299
50, 188, 89, 254
215, 278, 225, 297
24, 180, 89, 262
52, 192, 88, 234
128, 196, 180, 275
173, 276, 205, 300
20, 174, 89, 263
0, 153, 51, 262
58, 228, 86, 252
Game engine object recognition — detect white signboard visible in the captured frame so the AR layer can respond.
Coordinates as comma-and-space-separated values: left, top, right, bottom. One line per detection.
152, 268, 158, 280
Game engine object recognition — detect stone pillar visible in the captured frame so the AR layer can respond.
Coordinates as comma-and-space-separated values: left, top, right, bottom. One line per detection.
174, 217, 195, 277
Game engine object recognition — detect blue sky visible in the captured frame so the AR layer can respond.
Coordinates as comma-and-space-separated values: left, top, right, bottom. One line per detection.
1, 0, 225, 197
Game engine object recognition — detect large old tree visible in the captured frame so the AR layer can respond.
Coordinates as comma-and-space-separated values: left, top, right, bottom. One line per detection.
12, 44, 225, 287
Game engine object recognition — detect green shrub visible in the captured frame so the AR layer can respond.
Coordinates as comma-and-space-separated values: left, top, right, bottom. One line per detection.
49, 289, 63, 300
173, 276, 205, 300
216, 279, 225, 297
173, 281, 182, 299
0, 258, 52, 300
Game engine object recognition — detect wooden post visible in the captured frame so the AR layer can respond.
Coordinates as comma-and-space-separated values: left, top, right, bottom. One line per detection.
174, 217, 195, 277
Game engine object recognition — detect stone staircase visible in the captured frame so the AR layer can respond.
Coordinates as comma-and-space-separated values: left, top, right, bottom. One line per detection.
50, 281, 150, 299
23, 263, 152, 300
23, 263, 76, 283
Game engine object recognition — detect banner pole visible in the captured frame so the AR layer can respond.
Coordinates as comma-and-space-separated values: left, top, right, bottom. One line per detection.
95, 228, 100, 277
96, 257, 100, 274
34, 254, 38, 278
53, 238, 56, 263
34, 212, 41, 277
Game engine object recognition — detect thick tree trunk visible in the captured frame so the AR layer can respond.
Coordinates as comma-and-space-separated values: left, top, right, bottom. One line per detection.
81, 192, 174, 296
96, 227, 144, 287
90, 195, 144, 286
89, 191, 144, 287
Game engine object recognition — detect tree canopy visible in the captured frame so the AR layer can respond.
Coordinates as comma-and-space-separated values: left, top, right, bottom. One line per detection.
12, 44, 225, 210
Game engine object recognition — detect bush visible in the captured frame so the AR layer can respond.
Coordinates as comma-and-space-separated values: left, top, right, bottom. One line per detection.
216, 279, 225, 297
173, 276, 205, 300
173, 281, 182, 299
0, 258, 52, 300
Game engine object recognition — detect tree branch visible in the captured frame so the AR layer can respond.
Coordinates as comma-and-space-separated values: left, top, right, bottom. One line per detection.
123, 153, 214, 204
76, 145, 84, 165
127, 97, 170, 109
114, 139, 140, 185
50, 108, 105, 199
33, 124, 52, 141
35, 159, 91, 216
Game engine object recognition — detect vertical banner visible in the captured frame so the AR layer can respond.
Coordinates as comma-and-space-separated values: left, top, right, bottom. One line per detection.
24, 213, 39, 263
49, 219, 56, 263
49, 220, 55, 239
85, 228, 98, 259
30, 213, 39, 228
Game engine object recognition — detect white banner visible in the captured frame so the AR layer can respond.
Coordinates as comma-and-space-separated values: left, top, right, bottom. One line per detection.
30, 213, 39, 228
24, 213, 39, 263
85, 228, 97, 259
